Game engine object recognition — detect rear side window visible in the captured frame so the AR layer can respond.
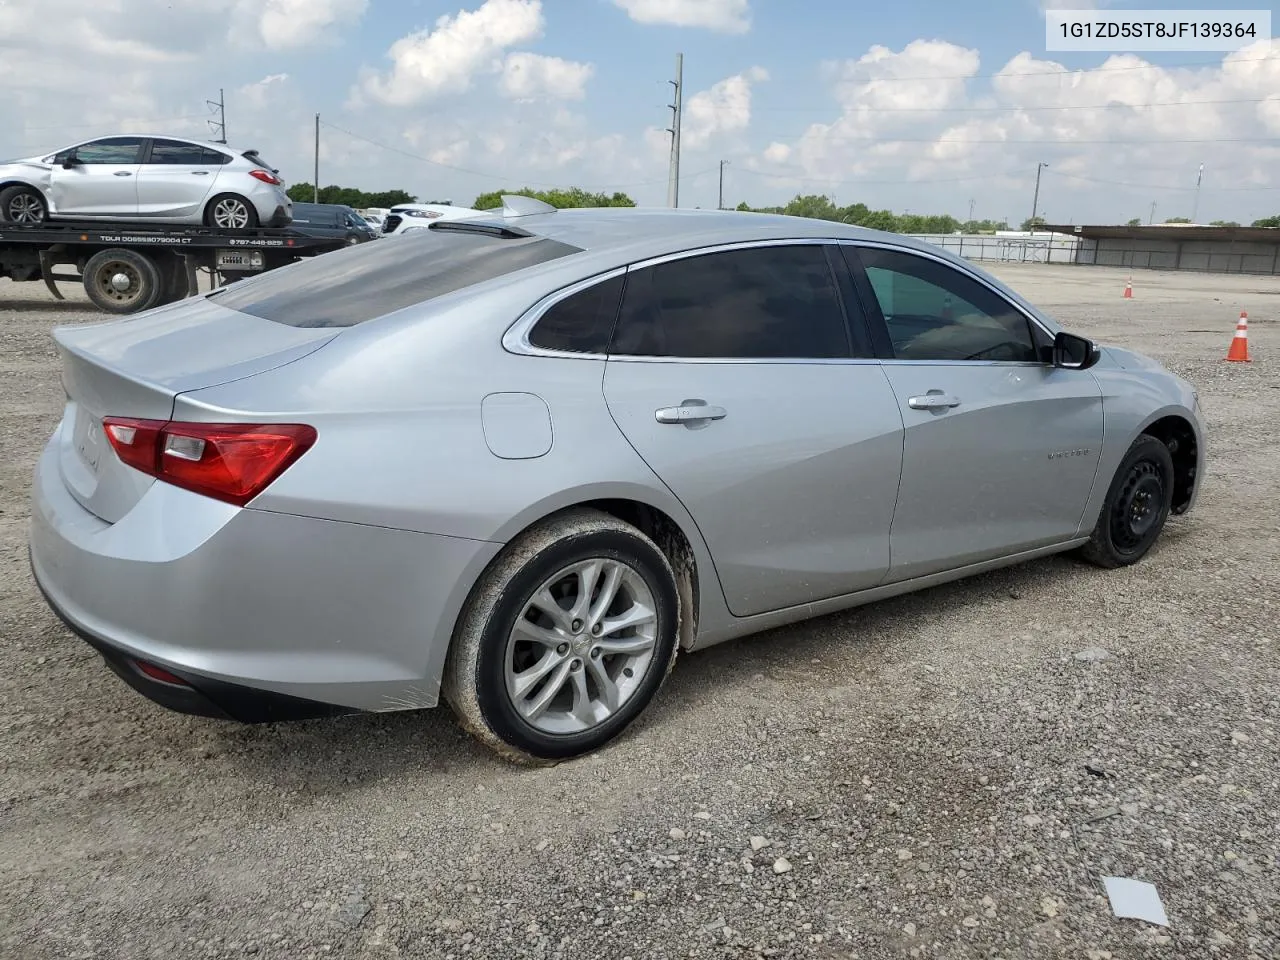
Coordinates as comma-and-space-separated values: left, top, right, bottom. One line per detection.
209, 230, 582, 327
610, 244, 851, 359
528, 274, 624, 354
148, 140, 218, 165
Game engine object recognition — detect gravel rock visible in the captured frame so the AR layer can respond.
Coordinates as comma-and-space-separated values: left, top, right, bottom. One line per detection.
2, 266, 1279, 959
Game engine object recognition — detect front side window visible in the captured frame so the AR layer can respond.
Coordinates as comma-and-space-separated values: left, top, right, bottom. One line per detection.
610, 244, 851, 359
74, 137, 144, 164
528, 274, 625, 354
853, 247, 1038, 362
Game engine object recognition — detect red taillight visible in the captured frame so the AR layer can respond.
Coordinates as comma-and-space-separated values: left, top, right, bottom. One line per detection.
103, 417, 316, 507
249, 168, 281, 185
135, 659, 190, 686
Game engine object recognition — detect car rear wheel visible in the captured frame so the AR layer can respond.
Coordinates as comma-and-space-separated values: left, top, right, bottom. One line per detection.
442, 508, 680, 765
0, 184, 47, 224
205, 194, 259, 230
1078, 434, 1175, 569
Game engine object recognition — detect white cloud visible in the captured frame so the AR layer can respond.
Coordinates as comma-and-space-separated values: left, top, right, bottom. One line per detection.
611, 0, 750, 34
250, 0, 368, 49
681, 66, 768, 149
359, 0, 545, 106
763, 142, 791, 164
500, 53, 594, 101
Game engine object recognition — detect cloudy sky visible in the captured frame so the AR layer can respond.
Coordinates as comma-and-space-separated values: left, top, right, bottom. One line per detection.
2, 0, 1278, 225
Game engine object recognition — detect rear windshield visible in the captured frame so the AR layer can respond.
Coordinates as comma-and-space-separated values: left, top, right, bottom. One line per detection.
208, 228, 582, 327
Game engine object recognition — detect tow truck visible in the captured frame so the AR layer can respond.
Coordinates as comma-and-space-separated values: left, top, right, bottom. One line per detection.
0, 219, 352, 314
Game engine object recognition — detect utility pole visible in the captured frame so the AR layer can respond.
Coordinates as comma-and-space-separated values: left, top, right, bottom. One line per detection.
313, 115, 320, 204
968, 197, 975, 225
667, 53, 683, 209
718, 159, 729, 210
1030, 161, 1048, 231
1191, 162, 1204, 223
1149, 200, 1157, 225
206, 88, 226, 143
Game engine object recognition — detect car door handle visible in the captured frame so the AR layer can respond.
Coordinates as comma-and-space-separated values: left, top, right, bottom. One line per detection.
907, 393, 961, 410
655, 401, 727, 424
113, 171, 133, 177
191, 171, 210, 175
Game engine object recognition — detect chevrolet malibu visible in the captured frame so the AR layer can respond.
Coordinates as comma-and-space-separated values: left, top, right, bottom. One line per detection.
28, 200, 1205, 764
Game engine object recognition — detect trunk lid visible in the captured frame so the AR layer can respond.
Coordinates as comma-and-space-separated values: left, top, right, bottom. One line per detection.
52, 296, 339, 523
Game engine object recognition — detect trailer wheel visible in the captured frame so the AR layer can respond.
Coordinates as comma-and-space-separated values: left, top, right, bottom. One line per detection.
83, 248, 163, 314
0, 184, 48, 224
205, 194, 259, 230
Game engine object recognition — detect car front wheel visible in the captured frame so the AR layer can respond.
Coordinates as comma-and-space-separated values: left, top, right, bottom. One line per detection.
1078, 434, 1176, 568
0, 184, 47, 224
442, 508, 681, 765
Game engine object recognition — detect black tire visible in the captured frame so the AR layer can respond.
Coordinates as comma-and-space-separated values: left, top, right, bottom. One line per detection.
442, 508, 681, 765
1078, 434, 1175, 569
82, 248, 163, 314
0, 184, 48, 224
204, 193, 259, 230
152, 254, 192, 307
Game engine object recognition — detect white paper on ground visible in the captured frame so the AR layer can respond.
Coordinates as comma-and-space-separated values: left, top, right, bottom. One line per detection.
1102, 877, 1170, 926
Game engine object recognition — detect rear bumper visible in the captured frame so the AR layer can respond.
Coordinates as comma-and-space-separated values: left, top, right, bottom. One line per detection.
31, 561, 355, 723
27, 428, 502, 717
264, 202, 292, 228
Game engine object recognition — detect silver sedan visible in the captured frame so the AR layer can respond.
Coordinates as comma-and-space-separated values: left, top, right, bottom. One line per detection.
27, 200, 1205, 763
0, 135, 293, 228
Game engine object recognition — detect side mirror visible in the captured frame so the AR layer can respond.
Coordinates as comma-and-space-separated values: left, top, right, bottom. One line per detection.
1053, 331, 1099, 370
58, 152, 80, 169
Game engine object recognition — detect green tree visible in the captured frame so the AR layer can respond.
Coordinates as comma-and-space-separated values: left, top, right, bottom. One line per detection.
1021, 216, 1048, 231
1251, 215, 1280, 228
286, 183, 415, 207
1209, 219, 1240, 227
471, 187, 635, 210
1164, 216, 1192, 224
1127, 217, 1142, 226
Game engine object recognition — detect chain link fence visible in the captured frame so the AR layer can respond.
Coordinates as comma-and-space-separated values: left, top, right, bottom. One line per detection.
905, 233, 1082, 264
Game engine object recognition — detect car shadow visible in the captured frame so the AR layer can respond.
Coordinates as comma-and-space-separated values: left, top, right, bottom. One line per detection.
212, 548, 1111, 794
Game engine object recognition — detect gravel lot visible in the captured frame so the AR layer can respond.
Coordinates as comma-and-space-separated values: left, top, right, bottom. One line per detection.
1, 263, 1277, 960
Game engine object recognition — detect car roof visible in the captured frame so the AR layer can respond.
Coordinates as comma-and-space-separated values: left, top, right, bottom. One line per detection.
445, 205, 946, 268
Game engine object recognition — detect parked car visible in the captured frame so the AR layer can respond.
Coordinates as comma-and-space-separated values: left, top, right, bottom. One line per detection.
28, 200, 1204, 764
380, 202, 482, 235
0, 135, 292, 228
287, 202, 377, 244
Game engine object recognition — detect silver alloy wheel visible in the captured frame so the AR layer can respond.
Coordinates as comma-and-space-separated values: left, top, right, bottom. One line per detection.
211, 197, 251, 229
7, 192, 44, 223
505, 557, 658, 735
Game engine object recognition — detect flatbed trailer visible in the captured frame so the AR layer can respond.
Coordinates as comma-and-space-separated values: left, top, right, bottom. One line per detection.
0, 220, 351, 314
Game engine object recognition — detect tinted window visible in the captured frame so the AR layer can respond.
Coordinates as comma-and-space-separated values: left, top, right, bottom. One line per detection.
610, 245, 850, 359
528, 274, 625, 353
209, 230, 582, 327
855, 248, 1038, 362
74, 137, 143, 164
148, 139, 218, 165
243, 150, 274, 170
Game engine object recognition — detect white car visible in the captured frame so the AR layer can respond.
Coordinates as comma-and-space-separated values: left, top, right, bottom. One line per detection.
0, 135, 293, 229
380, 203, 484, 235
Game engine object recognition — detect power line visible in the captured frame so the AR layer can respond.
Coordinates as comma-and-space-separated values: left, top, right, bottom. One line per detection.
799, 54, 1279, 85
752, 134, 1280, 145
731, 168, 1001, 186
1046, 169, 1280, 192
753, 95, 1280, 114
318, 118, 716, 191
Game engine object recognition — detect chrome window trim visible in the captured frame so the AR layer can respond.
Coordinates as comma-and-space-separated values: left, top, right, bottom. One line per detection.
502, 235, 1058, 366
835, 237, 1059, 360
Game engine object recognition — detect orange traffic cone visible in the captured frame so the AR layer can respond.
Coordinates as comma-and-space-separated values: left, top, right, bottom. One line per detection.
1123, 276, 1133, 299
1225, 310, 1251, 362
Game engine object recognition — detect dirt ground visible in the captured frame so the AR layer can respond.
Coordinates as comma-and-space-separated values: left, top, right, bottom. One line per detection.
1, 263, 1277, 960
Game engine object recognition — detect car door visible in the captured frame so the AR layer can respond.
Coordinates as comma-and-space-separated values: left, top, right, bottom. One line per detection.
47, 137, 143, 217
134, 139, 224, 219
842, 242, 1104, 583
601, 241, 905, 619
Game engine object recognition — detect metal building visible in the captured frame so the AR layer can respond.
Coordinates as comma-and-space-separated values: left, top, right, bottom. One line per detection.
1042, 223, 1280, 275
